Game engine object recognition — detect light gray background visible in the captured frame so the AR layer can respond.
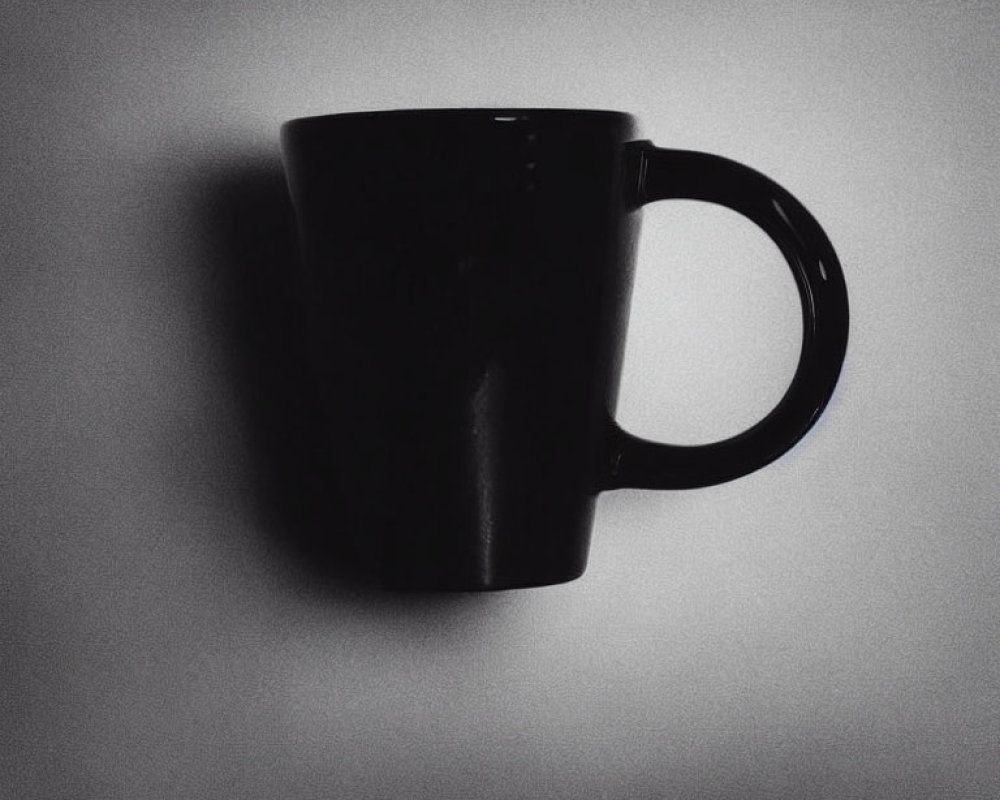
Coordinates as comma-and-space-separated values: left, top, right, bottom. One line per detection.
3, 2, 998, 798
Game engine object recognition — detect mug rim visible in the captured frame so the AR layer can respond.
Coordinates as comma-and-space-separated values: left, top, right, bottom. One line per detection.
282, 107, 634, 130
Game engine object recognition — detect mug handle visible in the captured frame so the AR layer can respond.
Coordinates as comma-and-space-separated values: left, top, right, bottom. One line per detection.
602, 142, 849, 489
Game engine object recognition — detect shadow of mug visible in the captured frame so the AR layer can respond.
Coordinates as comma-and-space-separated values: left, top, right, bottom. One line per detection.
196, 155, 381, 591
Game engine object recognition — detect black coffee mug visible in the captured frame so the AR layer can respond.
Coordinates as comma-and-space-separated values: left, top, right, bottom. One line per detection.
280, 109, 848, 590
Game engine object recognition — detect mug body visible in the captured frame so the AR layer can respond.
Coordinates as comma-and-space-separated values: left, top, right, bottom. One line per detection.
281, 109, 639, 589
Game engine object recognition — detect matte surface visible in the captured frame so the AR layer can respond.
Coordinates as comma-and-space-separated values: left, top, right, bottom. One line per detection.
2, 2, 998, 798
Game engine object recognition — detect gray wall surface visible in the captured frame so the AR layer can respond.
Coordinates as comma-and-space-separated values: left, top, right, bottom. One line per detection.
2, 2, 998, 798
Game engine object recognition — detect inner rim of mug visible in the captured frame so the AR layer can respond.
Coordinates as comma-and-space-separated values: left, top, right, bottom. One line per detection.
283, 108, 634, 127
